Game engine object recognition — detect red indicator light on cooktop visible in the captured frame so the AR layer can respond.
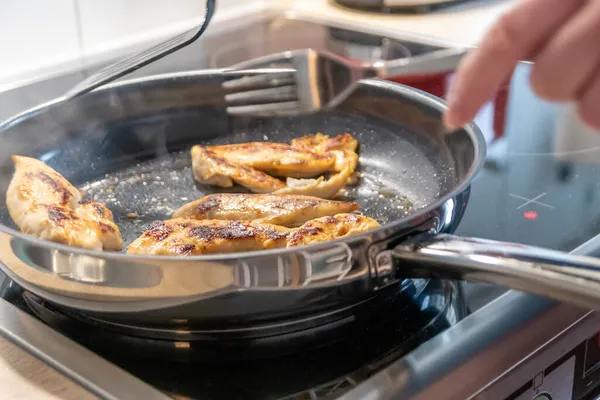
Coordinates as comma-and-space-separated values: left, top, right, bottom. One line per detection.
523, 211, 538, 220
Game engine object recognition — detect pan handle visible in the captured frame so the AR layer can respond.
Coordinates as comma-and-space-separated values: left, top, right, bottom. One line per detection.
375, 233, 600, 310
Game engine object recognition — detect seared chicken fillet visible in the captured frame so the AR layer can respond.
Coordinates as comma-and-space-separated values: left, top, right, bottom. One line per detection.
291, 132, 355, 152
127, 218, 290, 255
127, 213, 379, 256
207, 142, 335, 178
286, 213, 380, 247
6, 156, 123, 250
273, 164, 355, 199
274, 133, 359, 198
191, 133, 359, 199
191, 145, 285, 193
172, 193, 360, 227
291, 133, 358, 172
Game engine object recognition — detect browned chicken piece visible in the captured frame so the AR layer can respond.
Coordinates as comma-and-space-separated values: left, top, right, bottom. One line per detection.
127, 218, 290, 255
191, 133, 359, 199
206, 142, 335, 178
6, 156, 123, 251
275, 133, 359, 198
291, 133, 358, 172
287, 213, 380, 247
191, 145, 285, 193
172, 193, 360, 227
273, 164, 355, 199
127, 213, 379, 256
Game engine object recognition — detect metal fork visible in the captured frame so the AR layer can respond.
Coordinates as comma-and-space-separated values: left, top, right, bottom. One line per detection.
223, 47, 469, 117
65, 0, 216, 100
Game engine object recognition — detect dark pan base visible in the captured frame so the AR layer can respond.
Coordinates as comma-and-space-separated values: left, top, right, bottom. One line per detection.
22, 279, 462, 358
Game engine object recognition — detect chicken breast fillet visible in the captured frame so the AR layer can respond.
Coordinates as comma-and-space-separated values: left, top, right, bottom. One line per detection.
127, 213, 379, 256
6, 155, 123, 251
286, 213, 380, 247
273, 164, 356, 199
291, 133, 358, 172
172, 193, 360, 227
127, 218, 290, 255
191, 145, 285, 193
191, 133, 359, 199
206, 142, 335, 178
274, 133, 359, 198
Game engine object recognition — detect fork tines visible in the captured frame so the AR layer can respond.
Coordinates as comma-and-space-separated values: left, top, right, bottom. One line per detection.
223, 67, 299, 117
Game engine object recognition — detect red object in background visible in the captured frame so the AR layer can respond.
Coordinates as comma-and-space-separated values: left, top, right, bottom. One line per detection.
523, 211, 538, 220
387, 72, 511, 142
387, 72, 449, 99
493, 80, 511, 141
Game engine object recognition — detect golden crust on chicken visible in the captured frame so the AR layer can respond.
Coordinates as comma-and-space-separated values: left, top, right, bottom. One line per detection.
291, 133, 358, 172
274, 133, 359, 197
206, 142, 335, 178
191, 145, 286, 193
273, 164, 356, 199
127, 218, 290, 256
191, 133, 359, 199
172, 193, 359, 227
6, 156, 123, 251
286, 213, 379, 247
127, 213, 379, 256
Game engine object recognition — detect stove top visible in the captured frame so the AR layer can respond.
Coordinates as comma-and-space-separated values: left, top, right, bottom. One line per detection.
15, 279, 463, 399
2, 11, 600, 400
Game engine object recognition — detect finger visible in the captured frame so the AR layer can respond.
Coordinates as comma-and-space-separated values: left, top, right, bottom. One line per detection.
443, 0, 585, 129
530, 0, 600, 101
577, 71, 600, 130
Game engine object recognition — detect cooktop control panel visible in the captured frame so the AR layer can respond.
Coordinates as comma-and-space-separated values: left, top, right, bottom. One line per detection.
504, 329, 600, 400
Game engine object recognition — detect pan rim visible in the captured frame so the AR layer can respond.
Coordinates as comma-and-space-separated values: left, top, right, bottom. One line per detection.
0, 73, 486, 263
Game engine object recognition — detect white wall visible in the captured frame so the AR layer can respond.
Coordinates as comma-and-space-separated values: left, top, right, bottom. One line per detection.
0, 0, 256, 88
0, 1, 79, 87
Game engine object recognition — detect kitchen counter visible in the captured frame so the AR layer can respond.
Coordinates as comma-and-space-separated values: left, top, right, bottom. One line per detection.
284, 0, 515, 46
0, 336, 95, 399
0, 1, 513, 398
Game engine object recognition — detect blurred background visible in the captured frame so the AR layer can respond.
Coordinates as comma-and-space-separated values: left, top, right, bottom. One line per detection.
0, 0, 253, 88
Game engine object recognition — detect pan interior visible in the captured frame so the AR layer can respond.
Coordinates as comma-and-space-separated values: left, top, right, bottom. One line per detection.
0, 78, 469, 250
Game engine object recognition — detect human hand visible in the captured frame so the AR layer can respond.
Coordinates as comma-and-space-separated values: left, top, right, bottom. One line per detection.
444, 0, 600, 130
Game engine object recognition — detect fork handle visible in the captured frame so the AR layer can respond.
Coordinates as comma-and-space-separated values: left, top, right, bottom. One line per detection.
378, 47, 470, 78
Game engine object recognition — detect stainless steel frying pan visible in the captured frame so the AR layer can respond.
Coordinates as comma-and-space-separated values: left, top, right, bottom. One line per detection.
1, 69, 600, 331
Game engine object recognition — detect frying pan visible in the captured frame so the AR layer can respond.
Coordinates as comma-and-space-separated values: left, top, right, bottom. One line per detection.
1, 70, 600, 333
